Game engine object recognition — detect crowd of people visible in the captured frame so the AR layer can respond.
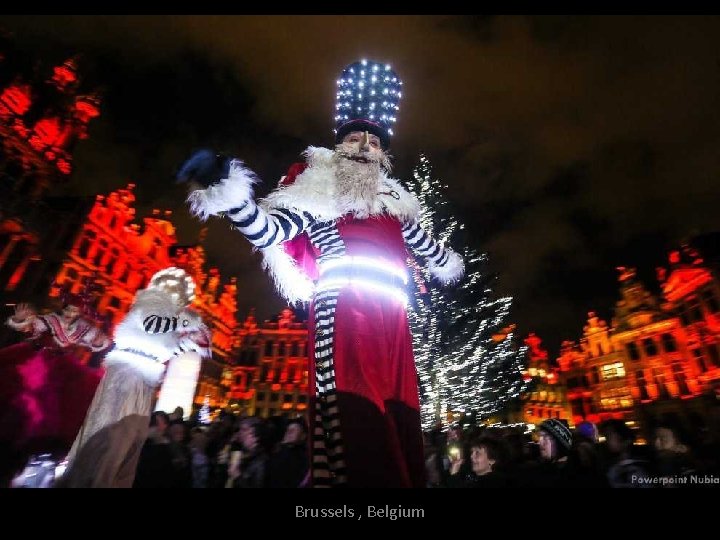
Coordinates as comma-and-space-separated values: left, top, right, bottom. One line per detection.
424, 414, 720, 488
7, 401, 720, 488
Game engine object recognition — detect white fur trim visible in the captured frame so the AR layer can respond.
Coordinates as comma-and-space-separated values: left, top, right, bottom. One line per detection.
261, 146, 421, 222
110, 289, 210, 385
187, 159, 257, 221
429, 249, 464, 285
103, 350, 166, 385
256, 146, 422, 302
259, 244, 315, 304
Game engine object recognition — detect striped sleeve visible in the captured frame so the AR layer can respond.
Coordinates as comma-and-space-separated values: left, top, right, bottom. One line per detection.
401, 219, 464, 285
402, 220, 448, 266
225, 201, 314, 248
143, 314, 179, 334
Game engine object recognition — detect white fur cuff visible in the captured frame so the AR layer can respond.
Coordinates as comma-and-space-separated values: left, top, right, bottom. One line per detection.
260, 244, 315, 304
429, 249, 464, 285
186, 159, 258, 221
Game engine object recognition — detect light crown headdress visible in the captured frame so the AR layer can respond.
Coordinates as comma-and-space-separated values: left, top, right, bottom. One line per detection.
334, 59, 402, 148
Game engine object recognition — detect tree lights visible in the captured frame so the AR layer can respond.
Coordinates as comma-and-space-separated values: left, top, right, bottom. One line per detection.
407, 155, 529, 429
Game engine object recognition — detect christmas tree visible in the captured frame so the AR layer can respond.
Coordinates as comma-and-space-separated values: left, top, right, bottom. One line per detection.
406, 155, 528, 429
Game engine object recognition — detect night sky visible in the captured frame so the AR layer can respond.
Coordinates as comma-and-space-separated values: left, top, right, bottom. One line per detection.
3, 15, 720, 357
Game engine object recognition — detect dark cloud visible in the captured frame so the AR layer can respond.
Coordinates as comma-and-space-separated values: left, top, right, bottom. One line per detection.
2, 15, 720, 355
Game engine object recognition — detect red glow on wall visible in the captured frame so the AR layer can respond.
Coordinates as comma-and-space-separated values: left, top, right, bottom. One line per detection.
30, 117, 70, 150
0, 84, 32, 116
75, 99, 100, 120
56, 158, 72, 175
52, 65, 77, 88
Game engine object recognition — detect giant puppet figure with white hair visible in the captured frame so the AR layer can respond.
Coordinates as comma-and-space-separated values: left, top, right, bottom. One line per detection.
58, 267, 211, 488
180, 60, 464, 488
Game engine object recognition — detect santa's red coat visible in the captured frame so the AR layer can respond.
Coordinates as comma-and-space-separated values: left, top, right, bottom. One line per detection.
281, 164, 425, 488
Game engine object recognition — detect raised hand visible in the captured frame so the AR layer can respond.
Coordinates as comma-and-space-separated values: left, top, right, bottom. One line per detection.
13, 303, 36, 323
176, 149, 232, 189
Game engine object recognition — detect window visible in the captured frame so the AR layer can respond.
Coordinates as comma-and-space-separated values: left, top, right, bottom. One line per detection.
627, 342, 641, 361
653, 368, 670, 400
701, 289, 720, 314
671, 362, 690, 396
108, 297, 121, 310
264, 340, 273, 356
601, 362, 626, 380
691, 348, 709, 373
683, 298, 704, 324
92, 247, 105, 268
707, 345, 720, 368
260, 363, 270, 381
278, 341, 286, 357
661, 333, 677, 353
636, 370, 649, 401
283, 394, 293, 403
599, 388, 633, 410
77, 237, 91, 259
270, 393, 279, 402
290, 342, 299, 357
643, 338, 658, 357
570, 399, 584, 418
256, 391, 266, 401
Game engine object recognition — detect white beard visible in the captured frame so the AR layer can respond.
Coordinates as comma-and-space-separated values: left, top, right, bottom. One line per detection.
333, 143, 390, 219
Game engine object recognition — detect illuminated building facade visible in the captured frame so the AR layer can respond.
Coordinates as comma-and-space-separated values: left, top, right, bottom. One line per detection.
229, 308, 309, 419
529, 241, 720, 431
0, 40, 101, 314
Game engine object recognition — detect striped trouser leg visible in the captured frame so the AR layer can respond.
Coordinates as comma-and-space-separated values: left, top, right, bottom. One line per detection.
311, 288, 348, 487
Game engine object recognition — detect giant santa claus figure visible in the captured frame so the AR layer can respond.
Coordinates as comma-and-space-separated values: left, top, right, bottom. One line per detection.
180, 59, 464, 487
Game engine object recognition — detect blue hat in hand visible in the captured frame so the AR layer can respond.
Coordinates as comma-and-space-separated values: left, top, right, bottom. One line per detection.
176, 149, 231, 188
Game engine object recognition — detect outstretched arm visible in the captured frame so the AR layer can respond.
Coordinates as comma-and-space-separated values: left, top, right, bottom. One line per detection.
186, 159, 314, 247
402, 219, 464, 285
226, 204, 314, 249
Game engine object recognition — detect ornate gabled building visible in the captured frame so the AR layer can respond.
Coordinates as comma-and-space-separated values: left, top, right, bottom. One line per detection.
0, 42, 102, 311
534, 246, 720, 433
229, 308, 309, 419
659, 243, 720, 388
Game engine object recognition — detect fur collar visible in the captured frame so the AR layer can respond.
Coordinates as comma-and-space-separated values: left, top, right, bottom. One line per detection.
259, 146, 420, 222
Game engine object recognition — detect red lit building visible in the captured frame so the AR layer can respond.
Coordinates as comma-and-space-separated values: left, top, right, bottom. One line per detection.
229, 308, 309, 418
527, 244, 720, 433
0, 41, 102, 335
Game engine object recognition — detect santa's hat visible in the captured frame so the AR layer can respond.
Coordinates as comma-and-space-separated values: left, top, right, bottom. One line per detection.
333, 59, 403, 149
